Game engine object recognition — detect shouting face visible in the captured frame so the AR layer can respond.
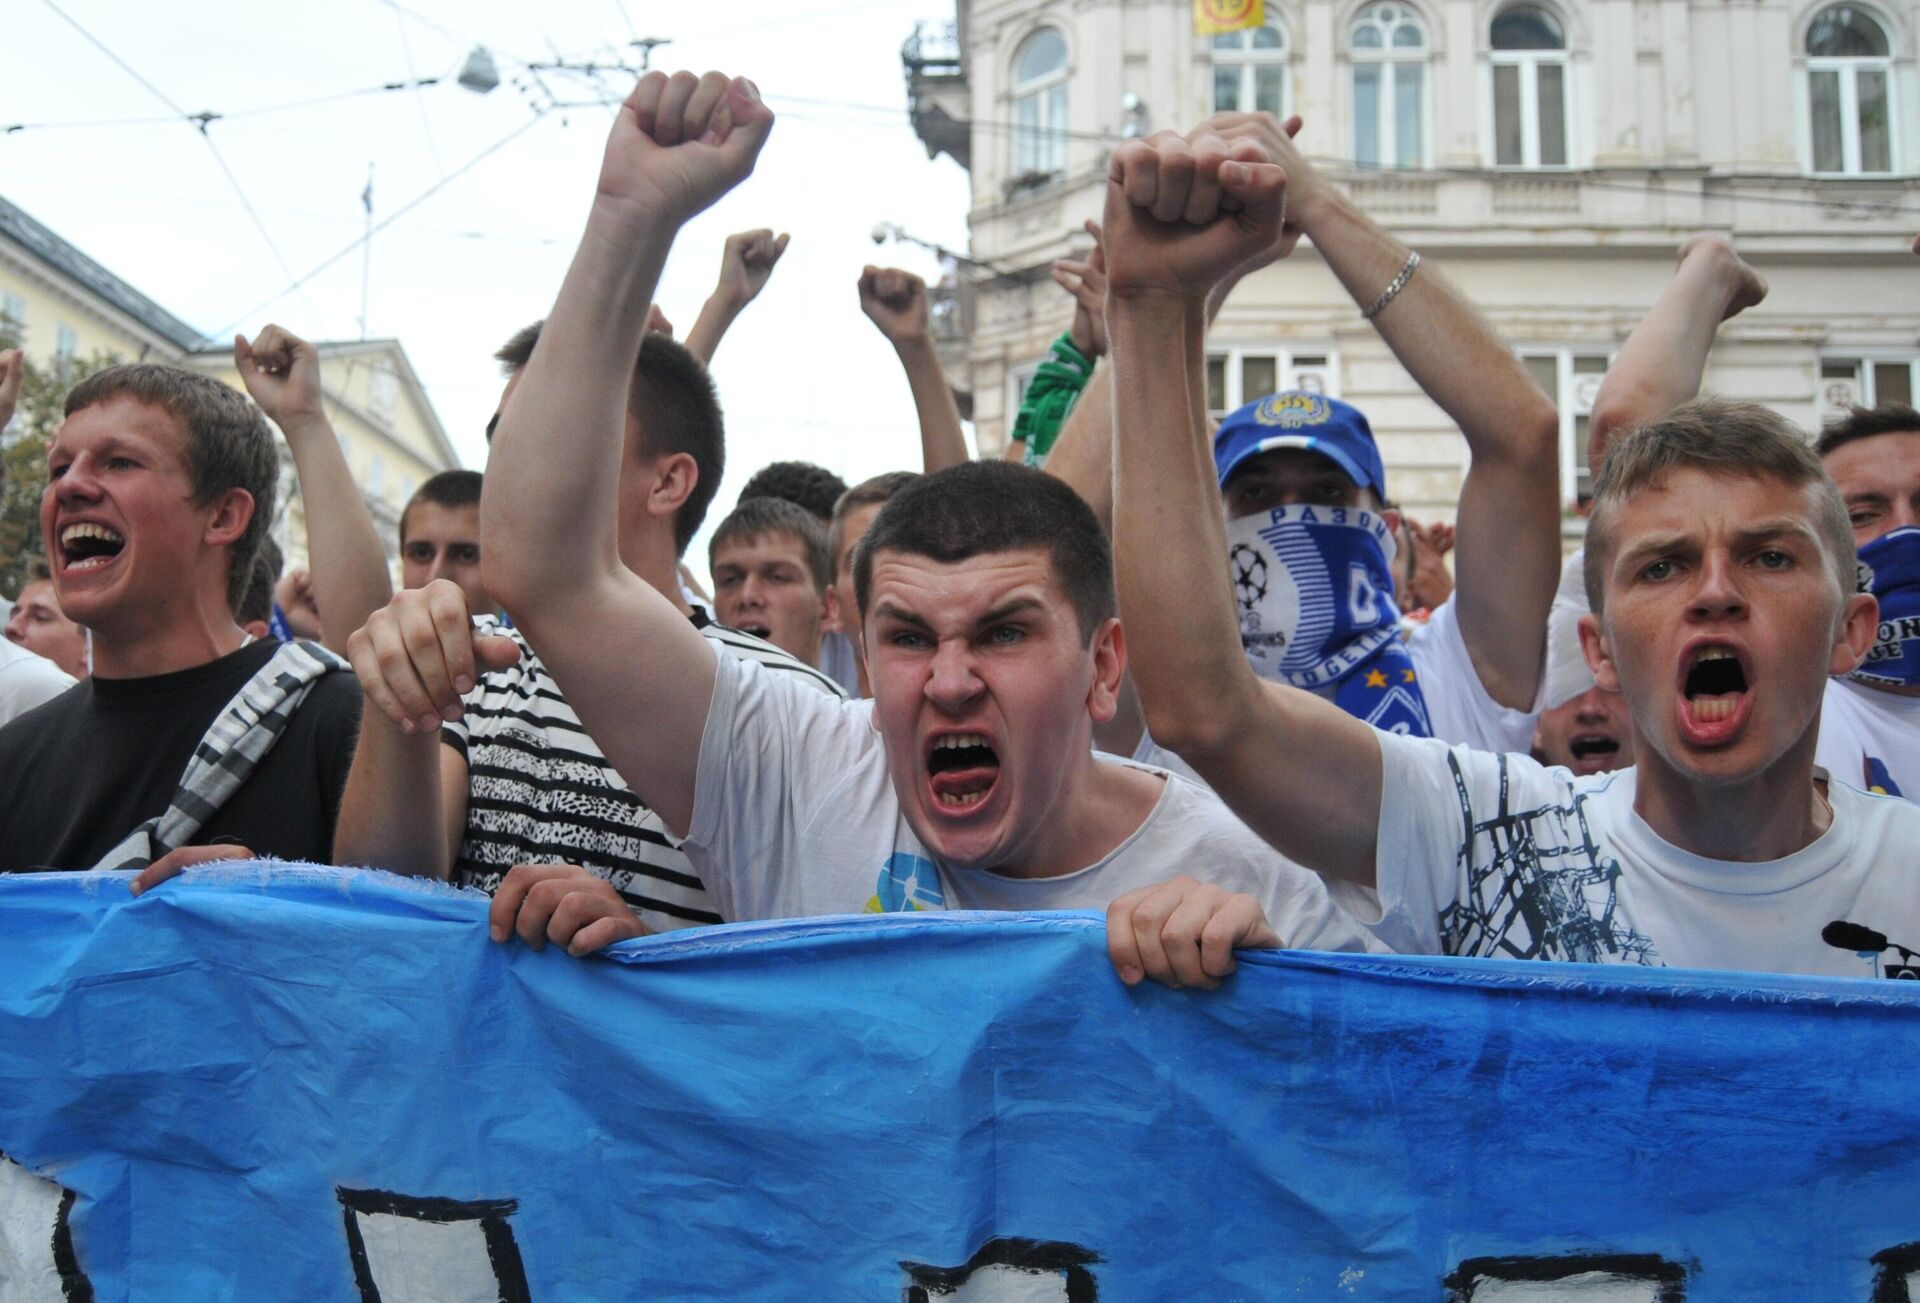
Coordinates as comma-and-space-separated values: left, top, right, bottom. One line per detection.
1580, 467, 1874, 787
1534, 685, 1636, 777
42, 396, 233, 642
862, 545, 1118, 873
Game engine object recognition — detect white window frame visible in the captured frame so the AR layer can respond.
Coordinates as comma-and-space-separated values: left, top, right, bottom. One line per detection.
1011, 28, 1070, 185
1820, 352, 1919, 416
1210, 24, 1291, 117
1350, 4, 1432, 170
1205, 346, 1341, 422
1520, 347, 1611, 508
1487, 8, 1573, 169
0, 290, 24, 332
1803, 7, 1899, 177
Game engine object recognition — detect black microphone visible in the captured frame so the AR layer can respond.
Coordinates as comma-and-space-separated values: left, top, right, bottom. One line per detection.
1825, 920, 1892, 953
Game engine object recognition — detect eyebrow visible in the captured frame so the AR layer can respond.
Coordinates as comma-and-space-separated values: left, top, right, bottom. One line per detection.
870, 602, 932, 630
976, 598, 1045, 627
1618, 519, 1824, 567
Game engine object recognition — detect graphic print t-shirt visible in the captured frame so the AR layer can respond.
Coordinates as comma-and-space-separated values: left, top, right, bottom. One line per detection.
685, 641, 1376, 953
1816, 676, 1920, 801
1363, 731, 1920, 978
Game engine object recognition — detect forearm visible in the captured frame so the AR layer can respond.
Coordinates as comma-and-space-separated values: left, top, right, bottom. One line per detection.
279, 413, 394, 656
332, 718, 453, 877
483, 208, 667, 616
1109, 293, 1383, 885
683, 292, 742, 365
1307, 191, 1558, 471
1041, 363, 1114, 527
893, 337, 968, 472
1109, 295, 1249, 750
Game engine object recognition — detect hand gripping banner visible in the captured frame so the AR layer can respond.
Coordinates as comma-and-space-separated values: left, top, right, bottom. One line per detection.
5, 865, 1920, 1299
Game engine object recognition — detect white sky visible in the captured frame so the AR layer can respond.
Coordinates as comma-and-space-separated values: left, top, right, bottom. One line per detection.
0, 0, 971, 576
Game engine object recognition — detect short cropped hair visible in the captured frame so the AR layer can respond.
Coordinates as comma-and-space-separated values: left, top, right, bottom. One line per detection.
1814, 402, 1920, 459
493, 322, 723, 556
853, 461, 1115, 643
738, 460, 848, 523
829, 470, 920, 572
66, 363, 278, 611
709, 496, 832, 592
238, 535, 283, 626
400, 469, 483, 546
1584, 398, 1854, 614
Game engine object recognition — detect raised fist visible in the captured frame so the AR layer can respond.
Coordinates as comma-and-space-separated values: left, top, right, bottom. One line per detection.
717, 228, 790, 308
858, 266, 932, 346
235, 325, 325, 433
598, 71, 775, 228
1101, 129, 1288, 303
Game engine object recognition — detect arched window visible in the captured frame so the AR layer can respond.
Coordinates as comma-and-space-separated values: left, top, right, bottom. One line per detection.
1351, 4, 1430, 168
1806, 4, 1895, 173
1490, 4, 1570, 167
1012, 28, 1069, 182
1212, 24, 1289, 116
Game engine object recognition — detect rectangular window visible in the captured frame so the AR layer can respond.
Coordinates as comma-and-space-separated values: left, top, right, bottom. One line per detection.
1354, 66, 1382, 166
1205, 347, 1340, 421
1393, 64, 1423, 168
1255, 66, 1284, 116
53, 322, 77, 376
1810, 69, 1847, 172
1522, 348, 1610, 506
1859, 68, 1892, 172
1537, 63, 1567, 165
1493, 65, 1524, 165
1822, 355, 1920, 418
0, 290, 23, 333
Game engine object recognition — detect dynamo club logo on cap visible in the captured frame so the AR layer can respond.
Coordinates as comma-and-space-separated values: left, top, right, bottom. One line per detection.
1251, 391, 1335, 429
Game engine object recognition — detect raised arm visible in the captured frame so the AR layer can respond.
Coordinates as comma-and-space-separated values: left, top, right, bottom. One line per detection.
1586, 235, 1767, 473
1105, 129, 1382, 888
480, 71, 773, 835
234, 325, 393, 656
1201, 114, 1560, 710
857, 266, 968, 472
684, 228, 789, 364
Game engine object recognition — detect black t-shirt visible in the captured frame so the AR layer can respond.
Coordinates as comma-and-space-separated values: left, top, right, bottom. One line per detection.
0, 640, 362, 872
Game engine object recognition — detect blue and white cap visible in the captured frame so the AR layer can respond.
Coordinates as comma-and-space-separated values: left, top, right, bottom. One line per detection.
1213, 391, 1387, 500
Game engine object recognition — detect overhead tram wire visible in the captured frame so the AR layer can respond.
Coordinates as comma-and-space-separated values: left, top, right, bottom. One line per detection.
200, 110, 550, 344
38, 0, 327, 325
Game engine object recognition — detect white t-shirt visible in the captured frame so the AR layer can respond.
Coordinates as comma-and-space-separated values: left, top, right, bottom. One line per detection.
685, 641, 1376, 952
1404, 594, 1540, 753
1816, 677, 1920, 801
0, 640, 73, 727
1362, 730, 1920, 978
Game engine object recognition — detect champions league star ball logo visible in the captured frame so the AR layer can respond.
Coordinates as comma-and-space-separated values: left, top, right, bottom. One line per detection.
1232, 543, 1268, 614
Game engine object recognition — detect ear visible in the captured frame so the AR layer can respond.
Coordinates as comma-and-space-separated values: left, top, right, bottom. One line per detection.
1577, 610, 1621, 693
1086, 616, 1127, 724
242, 618, 271, 640
202, 488, 254, 549
1830, 591, 1880, 676
821, 584, 842, 635
645, 452, 700, 522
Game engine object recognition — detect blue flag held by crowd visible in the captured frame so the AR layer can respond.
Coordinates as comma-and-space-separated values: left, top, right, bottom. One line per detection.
5, 865, 1920, 1299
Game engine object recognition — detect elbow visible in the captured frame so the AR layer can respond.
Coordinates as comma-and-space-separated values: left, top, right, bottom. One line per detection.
1138, 675, 1246, 764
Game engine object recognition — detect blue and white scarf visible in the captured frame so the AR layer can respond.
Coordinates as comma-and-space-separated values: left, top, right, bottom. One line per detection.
1226, 504, 1433, 737
1854, 527, 1920, 689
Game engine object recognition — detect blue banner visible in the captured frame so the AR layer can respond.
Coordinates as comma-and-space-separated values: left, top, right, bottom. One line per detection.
4, 865, 1920, 1299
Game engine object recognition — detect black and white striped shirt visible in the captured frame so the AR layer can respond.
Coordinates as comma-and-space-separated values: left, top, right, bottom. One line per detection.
442, 611, 843, 930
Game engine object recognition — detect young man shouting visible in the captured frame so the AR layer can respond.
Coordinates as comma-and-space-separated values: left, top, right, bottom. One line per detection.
708, 495, 833, 669
1099, 125, 1920, 981
358, 70, 1368, 985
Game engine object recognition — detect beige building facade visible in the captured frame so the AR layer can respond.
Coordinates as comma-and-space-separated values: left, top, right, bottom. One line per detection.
0, 194, 459, 574
905, 0, 1920, 529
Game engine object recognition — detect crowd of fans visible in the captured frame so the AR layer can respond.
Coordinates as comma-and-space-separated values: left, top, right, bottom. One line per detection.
2, 70, 1917, 990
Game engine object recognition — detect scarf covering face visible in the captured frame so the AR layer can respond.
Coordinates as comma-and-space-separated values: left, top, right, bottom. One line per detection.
1854, 526, 1920, 688
1226, 503, 1433, 737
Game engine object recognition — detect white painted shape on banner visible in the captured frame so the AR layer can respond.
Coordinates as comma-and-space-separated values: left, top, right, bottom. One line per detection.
0, 1155, 65, 1303
935, 1264, 1074, 1302
1466, 1275, 1665, 1301
349, 1208, 500, 1303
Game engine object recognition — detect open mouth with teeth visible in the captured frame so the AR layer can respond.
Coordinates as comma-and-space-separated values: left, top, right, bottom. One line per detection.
735, 622, 773, 640
1566, 731, 1622, 775
1679, 644, 1751, 742
60, 522, 125, 573
925, 732, 1002, 812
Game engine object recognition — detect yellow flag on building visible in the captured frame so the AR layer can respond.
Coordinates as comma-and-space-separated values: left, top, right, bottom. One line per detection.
1193, 0, 1263, 35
